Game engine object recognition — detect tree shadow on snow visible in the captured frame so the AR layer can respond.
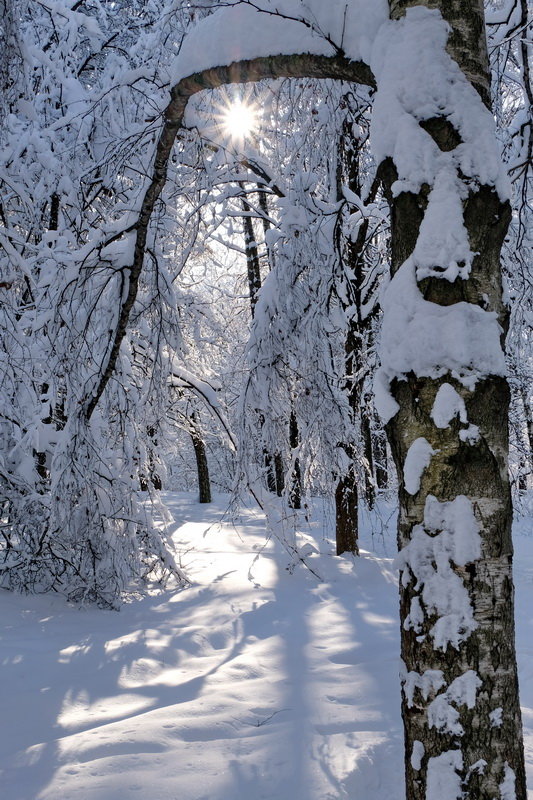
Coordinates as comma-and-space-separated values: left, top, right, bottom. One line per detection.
0, 494, 404, 800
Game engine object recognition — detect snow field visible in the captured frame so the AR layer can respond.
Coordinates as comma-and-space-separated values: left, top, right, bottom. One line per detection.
0, 492, 532, 799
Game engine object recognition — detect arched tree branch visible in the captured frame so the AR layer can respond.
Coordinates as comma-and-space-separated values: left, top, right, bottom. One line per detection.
84, 52, 375, 420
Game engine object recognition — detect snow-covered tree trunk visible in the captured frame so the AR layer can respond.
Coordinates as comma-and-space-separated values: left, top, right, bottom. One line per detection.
241, 190, 285, 496
376, 2, 527, 797
241, 194, 262, 317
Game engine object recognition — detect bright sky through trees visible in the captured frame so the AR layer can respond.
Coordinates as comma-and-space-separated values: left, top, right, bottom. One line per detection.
222, 99, 258, 139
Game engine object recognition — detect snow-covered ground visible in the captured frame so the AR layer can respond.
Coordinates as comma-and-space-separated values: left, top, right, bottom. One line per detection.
0, 492, 531, 800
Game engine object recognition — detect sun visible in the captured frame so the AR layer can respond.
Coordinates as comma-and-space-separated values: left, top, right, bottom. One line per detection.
222, 99, 258, 140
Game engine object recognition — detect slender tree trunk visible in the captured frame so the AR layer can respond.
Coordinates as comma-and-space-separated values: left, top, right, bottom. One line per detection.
34, 193, 62, 484
241, 191, 284, 495
273, 452, 285, 496
190, 414, 211, 504
245, 189, 288, 498
139, 426, 162, 491
335, 464, 359, 555
264, 449, 285, 496
333, 111, 384, 551
333, 118, 361, 550
258, 190, 275, 267
520, 384, 533, 483
288, 409, 302, 510
361, 403, 376, 509
147, 426, 162, 490
381, 2, 526, 797
373, 421, 388, 490
335, 325, 361, 552
512, 386, 532, 493
241, 193, 262, 317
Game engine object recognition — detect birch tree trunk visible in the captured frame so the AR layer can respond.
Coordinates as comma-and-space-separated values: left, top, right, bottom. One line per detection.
381, 2, 527, 797
241, 193, 262, 316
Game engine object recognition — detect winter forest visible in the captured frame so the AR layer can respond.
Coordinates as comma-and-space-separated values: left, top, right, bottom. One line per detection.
0, 0, 532, 798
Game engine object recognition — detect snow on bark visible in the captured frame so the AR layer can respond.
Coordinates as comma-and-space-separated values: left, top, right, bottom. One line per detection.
396, 495, 481, 650
404, 436, 437, 494
458, 424, 480, 444
412, 166, 473, 282
398, 665, 484, 756
427, 694, 464, 736
411, 740, 425, 771
500, 763, 517, 800
490, 708, 503, 728
431, 383, 467, 428
403, 668, 446, 706
371, 7, 510, 423
445, 670, 482, 709
374, 258, 506, 423
426, 750, 464, 800
427, 671, 482, 735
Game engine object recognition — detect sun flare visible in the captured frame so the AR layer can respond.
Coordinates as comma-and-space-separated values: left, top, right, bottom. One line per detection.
222, 100, 257, 139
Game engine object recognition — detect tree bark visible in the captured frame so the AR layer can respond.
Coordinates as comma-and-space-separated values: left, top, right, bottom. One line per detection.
191, 429, 211, 504
335, 322, 361, 552
520, 384, 533, 485
361, 403, 376, 509
264, 449, 285, 496
335, 465, 359, 555
241, 193, 262, 317
382, 3, 526, 797
288, 409, 302, 510
333, 112, 380, 552
258, 190, 275, 271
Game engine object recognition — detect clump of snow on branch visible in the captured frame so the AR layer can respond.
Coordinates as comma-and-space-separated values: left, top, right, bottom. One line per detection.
171, 0, 388, 84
